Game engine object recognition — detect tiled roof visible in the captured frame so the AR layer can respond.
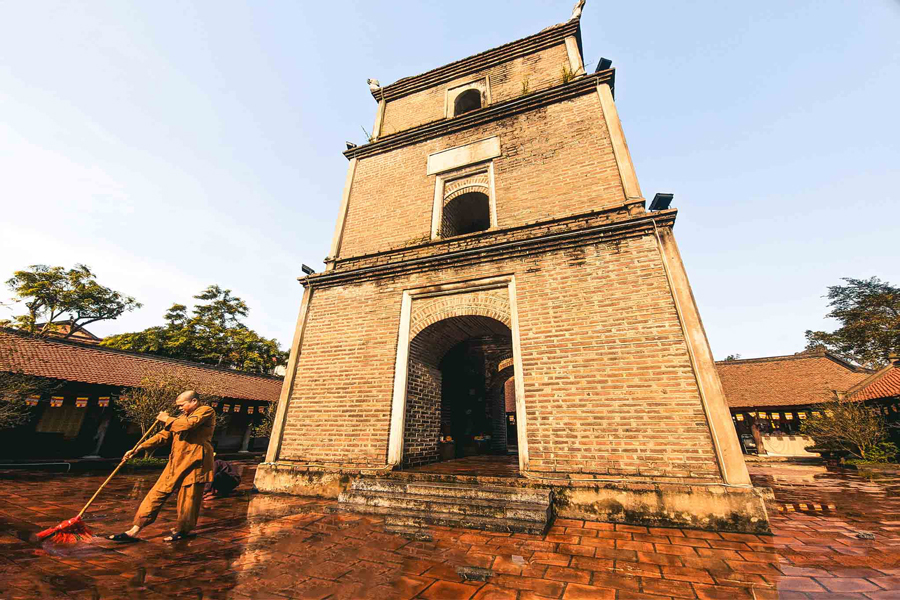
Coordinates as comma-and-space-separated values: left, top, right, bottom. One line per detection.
847, 362, 900, 402
0, 328, 282, 403
715, 351, 870, 409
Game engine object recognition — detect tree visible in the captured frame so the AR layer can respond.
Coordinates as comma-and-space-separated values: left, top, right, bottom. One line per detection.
102, 285, 287, 374
4, 264, 141, 338
723, 354, 742, 361
116, 370, 222, 457
800, 397, 893, 461
805, 277, 900, 370
252, 399, 279, 438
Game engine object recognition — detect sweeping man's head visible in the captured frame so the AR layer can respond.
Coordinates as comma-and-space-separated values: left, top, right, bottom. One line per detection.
175, 390, 201, 414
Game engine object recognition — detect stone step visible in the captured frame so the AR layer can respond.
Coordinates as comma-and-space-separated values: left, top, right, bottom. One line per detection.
337, 503, 548, 535
339, 489, 551, 522
338, 477, 552, 535
350, 478, 551, 504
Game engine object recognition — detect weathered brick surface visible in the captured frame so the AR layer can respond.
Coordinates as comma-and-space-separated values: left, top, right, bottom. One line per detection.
278, 24, 723, 488
380, 43, 571, 135
403, 357, 441, 467
279, 234, 721, 482
340, 91, 624, 259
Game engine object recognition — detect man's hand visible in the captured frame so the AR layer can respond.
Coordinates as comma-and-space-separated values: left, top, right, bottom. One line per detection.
156, 411, 170, 423
123, 450, 136, 461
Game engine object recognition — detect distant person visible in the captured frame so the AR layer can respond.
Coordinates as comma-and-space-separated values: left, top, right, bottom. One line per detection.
203, 459, 241, 500
108, 390, 215, 543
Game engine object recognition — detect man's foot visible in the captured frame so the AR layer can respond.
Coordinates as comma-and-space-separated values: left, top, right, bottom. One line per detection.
108, 532, 140, 543
163, 532, 196, 542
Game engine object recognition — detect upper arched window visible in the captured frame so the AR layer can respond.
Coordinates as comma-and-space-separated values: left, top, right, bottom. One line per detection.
454, 89, 482, 116
441, 191, 491, 237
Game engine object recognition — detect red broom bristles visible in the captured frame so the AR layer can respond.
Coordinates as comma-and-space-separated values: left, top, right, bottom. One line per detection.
36, 515, 94, 545
34, 422, 161, 547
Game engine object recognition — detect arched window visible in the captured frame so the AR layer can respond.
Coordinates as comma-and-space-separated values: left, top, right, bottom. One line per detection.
441, 191, 490, 237
454, 89, 482, 116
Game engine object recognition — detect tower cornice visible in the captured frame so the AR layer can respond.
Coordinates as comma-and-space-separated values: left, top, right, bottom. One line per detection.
305, 205, 674, 288
347, 69, 614, 161
371, 20, 582, 103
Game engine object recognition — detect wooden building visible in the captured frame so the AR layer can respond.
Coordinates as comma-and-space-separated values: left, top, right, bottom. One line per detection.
0, 327, 282, 459
716, 351, 872, 456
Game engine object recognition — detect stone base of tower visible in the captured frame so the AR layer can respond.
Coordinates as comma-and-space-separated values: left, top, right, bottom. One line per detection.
254, 462, 771, 534
552, 480, 771, 534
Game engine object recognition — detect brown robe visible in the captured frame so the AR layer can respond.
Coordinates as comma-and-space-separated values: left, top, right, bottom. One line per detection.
138, 405, 216, 492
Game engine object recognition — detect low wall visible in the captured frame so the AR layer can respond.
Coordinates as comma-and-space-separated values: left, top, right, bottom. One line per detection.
255, 461, 771, 533
552, 480, 770, 533
761, 434, 817, 457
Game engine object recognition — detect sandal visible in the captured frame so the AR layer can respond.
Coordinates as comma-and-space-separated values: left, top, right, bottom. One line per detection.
108, 533, 140, 543
163, 532, 196, 542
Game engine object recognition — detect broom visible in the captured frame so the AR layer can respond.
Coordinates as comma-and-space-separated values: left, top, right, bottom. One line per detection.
36, 421, 162, 545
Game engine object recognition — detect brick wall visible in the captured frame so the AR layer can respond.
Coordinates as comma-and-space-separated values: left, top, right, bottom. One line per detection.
380, 43, 571, 136
279, 233, 722, 483
402, 357, 441, 467
340, 91, 624, 259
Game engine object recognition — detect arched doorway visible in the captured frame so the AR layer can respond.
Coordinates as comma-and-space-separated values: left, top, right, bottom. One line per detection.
401, 315, 517, 470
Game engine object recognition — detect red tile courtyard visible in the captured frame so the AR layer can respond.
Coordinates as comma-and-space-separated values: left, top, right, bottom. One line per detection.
1, 460, 899, 599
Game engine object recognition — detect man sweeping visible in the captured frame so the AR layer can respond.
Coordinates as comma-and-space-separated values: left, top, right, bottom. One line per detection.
108, 390, 215, 543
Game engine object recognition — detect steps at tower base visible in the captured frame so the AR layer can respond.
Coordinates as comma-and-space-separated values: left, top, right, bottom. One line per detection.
337, 478, 551, 535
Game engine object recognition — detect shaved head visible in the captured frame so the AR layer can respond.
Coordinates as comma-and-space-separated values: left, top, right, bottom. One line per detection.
176, 390, 198, 404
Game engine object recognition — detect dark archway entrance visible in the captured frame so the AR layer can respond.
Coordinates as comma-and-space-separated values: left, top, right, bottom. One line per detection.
401, 315, 517, 471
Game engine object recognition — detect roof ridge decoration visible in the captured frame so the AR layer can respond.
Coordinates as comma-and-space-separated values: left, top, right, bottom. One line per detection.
0, 327, 283, 382
369, 19, 581, 102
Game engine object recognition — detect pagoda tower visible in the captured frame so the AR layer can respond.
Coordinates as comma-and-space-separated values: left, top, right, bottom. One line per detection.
257, 3, 768, 532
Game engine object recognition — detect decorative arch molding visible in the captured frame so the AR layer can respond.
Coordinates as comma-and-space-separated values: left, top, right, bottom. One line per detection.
431, 162, 498, 239
409, 289, 511, 340
388, 276, 529, 472
443, 174, 490, 204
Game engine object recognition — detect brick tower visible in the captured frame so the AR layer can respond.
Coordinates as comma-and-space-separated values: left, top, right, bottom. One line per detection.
257, 3, 768, 532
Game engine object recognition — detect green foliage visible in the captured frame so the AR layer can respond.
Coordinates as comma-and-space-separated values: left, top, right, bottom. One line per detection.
805, 277, 900, 369
520, 77, 530, 95
102, 285, 287, 374
864, 442, 898, 463
252, 400, 277, 438
560, 65, 575, 84
723, 354, 742, 361
800, 398, 890, 460
3, 264, 140, 337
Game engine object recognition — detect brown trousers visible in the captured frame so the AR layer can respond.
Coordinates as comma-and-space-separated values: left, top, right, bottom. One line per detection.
133, 480, 204, 534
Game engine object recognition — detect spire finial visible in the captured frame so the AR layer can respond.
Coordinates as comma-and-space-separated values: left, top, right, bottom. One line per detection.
570, 0, 586, 20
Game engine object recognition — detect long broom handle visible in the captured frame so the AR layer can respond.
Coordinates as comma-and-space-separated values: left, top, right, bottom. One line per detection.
76, 420, 163, 519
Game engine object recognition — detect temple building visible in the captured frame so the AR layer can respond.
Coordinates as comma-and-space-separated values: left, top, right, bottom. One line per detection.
0, 327, 280, 458
257, 3, 769, 533
716, 351, 871, 457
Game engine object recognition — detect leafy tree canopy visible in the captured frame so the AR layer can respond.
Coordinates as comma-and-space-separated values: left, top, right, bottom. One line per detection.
3, 264, 141, 338
805, 277, 900, 369
101, 285, 287, 374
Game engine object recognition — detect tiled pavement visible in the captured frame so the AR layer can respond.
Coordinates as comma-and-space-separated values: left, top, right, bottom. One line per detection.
406, 456, 520, 478
1, 462, 899, 599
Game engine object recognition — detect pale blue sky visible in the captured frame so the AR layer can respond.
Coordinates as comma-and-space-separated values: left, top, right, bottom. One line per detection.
1, 1, 898, 360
